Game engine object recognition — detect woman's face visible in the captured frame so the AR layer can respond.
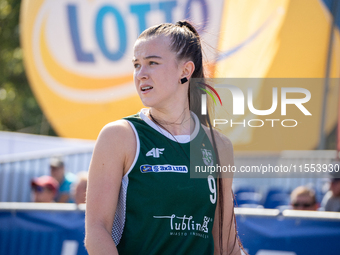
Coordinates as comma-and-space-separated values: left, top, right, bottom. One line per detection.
133, 35, 188, 109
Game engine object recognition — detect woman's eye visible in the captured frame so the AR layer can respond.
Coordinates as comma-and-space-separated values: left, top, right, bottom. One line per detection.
150, 61, 158, 65
134, 63, 140, 68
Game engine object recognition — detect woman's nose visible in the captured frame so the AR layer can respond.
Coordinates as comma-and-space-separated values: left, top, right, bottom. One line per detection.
136, 66, 148, 80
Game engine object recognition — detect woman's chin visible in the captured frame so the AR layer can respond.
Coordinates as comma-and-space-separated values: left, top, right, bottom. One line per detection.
140, 97, 160, 108
140, 99, 154, 108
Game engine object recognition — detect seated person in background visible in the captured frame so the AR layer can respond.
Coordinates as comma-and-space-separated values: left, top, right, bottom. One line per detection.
31, 175, 59, 203
50, 156, 76, 203
321, 177, 340, 212
72, 171, 88, 204
290, 186, 318, 211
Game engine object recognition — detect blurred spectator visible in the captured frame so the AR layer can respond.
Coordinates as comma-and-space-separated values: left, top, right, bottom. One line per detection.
50, 156, 76, 203
290, 186, 318, 211
72, 171, 88, 204
31, 176, 59, 203
321, 178, 340, 212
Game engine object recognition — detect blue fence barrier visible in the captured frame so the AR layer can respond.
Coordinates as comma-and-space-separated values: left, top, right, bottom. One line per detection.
0, 210, 87, 255
0, 206, 340, 255
237, 214, 340, 255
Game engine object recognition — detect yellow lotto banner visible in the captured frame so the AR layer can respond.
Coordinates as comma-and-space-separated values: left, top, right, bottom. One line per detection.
20, 0, 223, 139
21, 0, 339, 150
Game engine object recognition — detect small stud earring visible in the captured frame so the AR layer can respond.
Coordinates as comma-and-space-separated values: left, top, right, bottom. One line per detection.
180, 77, 188, 84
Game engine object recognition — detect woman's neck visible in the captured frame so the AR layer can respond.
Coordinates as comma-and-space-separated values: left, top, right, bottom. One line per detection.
147, 107, 195, 136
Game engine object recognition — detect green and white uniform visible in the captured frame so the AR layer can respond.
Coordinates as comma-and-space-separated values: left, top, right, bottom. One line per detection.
112, 108, 217, 255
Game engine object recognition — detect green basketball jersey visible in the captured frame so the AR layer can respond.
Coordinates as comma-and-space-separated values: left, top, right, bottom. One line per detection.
112, 109, 217, 255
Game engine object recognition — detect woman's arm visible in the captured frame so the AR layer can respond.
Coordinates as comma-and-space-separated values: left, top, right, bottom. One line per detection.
203, 126, 241, 255
212, 177, 241, 255
85, 120, 136, 255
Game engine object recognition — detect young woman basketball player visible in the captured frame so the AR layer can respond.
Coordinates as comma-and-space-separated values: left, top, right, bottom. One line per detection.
85, 21, 244, 255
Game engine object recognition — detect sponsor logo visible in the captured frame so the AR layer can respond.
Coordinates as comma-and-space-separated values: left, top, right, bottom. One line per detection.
140, 164, 188, 173
201, 149, 213, 166
153, 214, 213, 239
146, 148, 164, 158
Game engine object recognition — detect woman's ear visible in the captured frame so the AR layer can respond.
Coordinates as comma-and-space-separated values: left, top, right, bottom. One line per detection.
180, 60, 195, 81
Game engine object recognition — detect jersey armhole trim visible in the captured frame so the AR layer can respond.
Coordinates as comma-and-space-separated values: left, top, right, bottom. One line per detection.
123, 120, 140, 178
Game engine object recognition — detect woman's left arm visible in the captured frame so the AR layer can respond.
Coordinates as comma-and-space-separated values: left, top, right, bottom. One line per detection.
203, 126, 241, 255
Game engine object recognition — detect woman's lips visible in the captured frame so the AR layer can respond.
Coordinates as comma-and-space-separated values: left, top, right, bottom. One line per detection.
140, 85, 153, 94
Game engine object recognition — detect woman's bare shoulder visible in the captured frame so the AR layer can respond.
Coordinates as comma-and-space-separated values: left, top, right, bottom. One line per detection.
95, 120, 135, 148
98, 119, 134, 139
93, 120, 136, 168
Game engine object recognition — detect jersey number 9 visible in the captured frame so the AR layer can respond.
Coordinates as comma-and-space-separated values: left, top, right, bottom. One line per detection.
207, 175, 216, 204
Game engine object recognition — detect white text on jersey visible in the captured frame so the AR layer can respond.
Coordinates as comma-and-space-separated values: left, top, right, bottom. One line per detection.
146, 148, 165, 158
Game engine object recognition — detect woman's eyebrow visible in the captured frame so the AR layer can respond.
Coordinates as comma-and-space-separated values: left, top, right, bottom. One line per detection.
132, 55, 162, 62
144, 55, 162, 60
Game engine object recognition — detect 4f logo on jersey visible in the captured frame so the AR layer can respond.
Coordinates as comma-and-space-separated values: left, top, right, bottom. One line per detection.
146, 148, 165, 158
201, 149, 213, 166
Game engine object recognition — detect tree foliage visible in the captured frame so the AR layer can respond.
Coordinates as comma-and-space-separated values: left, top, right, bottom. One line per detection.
0, 0, 56, 135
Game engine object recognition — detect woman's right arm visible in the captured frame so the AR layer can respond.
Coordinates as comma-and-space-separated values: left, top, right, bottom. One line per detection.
85, 120, 136, 255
